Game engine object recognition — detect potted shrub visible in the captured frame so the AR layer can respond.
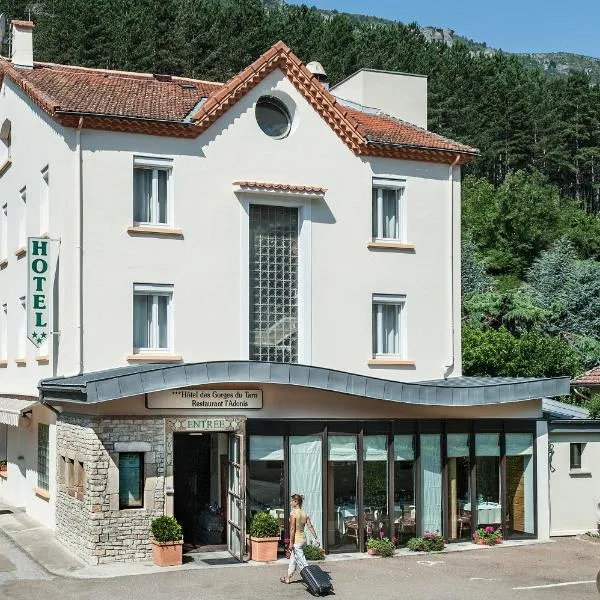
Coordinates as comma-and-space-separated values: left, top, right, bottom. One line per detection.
473, 526, 503, 546
407, 531, 445, 552
249, 512, 280, 562
150, 515, 184, 566
303, 542, 325, 561
366, 536, 379, 556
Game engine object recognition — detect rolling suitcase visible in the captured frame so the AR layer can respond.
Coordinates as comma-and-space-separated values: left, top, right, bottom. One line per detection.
300, 564, 333, 596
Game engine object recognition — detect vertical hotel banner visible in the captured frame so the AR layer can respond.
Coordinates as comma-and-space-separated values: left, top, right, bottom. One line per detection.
27, 237, 50, 347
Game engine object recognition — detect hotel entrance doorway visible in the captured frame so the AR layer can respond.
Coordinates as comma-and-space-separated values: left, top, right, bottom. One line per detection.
173, 432, 229, 550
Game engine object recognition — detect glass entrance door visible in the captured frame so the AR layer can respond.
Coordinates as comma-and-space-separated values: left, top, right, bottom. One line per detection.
227, 432, 245, 561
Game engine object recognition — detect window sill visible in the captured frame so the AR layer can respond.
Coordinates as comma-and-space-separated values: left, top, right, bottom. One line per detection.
0, 159, 12, 177
0, 360, 7, 368
0, 258, 7, 270
569, 469, 592, 477
14, 246, 26, 259
126, 353, 183, 363
33, 487, 51, 501
15, 358, 26, 366
36, 355, 50, 364
368, 241, 415, 252
127, 226, 183, 237
368, 359, 416, 367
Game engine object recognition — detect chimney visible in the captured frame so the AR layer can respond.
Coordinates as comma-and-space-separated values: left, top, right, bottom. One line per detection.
306, 61, 329, 90
11, 20, 34, 69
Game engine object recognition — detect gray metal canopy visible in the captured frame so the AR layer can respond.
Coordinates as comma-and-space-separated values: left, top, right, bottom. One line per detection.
38, 361, 570, 407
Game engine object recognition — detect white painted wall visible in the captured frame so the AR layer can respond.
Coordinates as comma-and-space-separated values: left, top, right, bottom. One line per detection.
80, 69, 461, 382
549, 431, 600, 536
535, 421, 550, 540
331, 69, 428, 128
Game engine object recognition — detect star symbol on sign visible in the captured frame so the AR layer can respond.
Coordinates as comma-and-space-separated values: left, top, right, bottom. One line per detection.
31, 332, 39, 343
40, 332, 47, 341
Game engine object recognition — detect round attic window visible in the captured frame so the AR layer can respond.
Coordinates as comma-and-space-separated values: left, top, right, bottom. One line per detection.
255, 96, 291, 139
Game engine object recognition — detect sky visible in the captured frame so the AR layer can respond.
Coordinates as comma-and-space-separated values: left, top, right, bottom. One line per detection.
287, 0, 600, 58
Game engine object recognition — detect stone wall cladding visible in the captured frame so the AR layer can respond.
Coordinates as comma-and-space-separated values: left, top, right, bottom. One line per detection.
56, 414, 166, 564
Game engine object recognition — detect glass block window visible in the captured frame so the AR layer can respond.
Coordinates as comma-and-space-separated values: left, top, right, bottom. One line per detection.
249, 204, 299, 363
37, 423, 49, 491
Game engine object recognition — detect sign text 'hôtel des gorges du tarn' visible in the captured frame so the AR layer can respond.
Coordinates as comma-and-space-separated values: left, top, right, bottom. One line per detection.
147, 389, 263, 409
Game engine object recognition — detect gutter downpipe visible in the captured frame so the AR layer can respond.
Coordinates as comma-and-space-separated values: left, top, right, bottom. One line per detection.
443, 155, 462, 379
75, 117, 84, 374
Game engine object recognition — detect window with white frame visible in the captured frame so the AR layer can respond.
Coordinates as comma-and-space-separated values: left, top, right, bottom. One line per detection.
133, 156, 172, 226
0, 304, 7, 361
40, 167, 49, 235
18, 187, 26, 248
0, 119, 10, 164
132, 283, 173, 353
372, 294, 406, 357
0, 203, 7, 259
18, 296, 26, 358
372, 179, 406, 242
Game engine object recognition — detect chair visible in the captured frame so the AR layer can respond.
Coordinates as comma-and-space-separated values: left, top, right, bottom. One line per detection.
344, 518, 359, 547
457, 510, 471, 538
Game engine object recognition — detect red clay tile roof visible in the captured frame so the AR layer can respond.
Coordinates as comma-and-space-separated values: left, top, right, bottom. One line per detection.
234, 181, 327, 194
342, 106, 478, 155
11, 20, 35, 29
572, 366, 600, 386
0, 41, 479, 163
1, 61, 221, 121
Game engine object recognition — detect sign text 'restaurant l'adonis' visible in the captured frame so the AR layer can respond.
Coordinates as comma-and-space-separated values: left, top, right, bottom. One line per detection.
147, 389, 263, 410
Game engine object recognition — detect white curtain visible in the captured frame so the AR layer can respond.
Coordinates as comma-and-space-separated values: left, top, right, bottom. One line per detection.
382, 188, 398, 238
476, 433, 500, 457
394, 435, 414, 461
133, 295, 151, 349
250, 436, 284, 461
157, 170, 168, 223
420, 434, 442, 534
447, 434, 469, 458
363, 436, 387, 461
133, 168, 152, 223
290, 436, 323, 543
328, 435, 357, 461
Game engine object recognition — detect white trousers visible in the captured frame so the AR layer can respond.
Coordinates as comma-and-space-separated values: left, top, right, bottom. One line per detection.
288, 543, 308, 576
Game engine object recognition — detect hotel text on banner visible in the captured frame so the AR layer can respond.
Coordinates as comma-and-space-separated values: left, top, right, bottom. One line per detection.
148, 389, 263, 409
27, 237, 50, 348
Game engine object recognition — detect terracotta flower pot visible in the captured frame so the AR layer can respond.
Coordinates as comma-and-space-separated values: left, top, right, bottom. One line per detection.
367, 548, 377, 556
250, 536, 280, 562
475, 537, 490, 545
152, 540, 183, 566
494, 537, 503, 544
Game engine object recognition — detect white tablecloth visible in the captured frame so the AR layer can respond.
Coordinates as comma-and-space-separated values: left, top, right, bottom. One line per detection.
463, 502, 501, 524
336, 505, 357, 534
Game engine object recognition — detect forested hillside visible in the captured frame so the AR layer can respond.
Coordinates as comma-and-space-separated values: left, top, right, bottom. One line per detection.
2, 0, 599, 408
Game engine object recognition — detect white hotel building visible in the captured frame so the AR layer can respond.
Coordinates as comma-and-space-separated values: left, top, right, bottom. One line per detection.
0, 20, 593, 564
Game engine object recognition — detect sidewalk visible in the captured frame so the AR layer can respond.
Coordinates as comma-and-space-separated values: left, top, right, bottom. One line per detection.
0, 500, 553, 580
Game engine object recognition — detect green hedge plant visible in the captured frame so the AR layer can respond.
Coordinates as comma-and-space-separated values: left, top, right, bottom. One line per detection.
249, 512, 280, 538
303, 543, 325, 561
150, 516, 183, 543
407, 532, 445, 552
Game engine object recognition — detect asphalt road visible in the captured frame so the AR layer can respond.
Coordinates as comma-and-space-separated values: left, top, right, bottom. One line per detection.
1, 537, 599, 599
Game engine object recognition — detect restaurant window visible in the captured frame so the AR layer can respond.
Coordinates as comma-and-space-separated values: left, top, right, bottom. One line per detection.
372, 180, 406, 242
133, 156, 172, 225
119, 452, 144, 509
570, 442, 584, 470
248, 436, 284, 526
475, 433, 502, 528
249, 204, 299, 363
447, 433, 471, 540
420, 434, 442, 534
393, 435, 415, 545
37, 423, 49, 491
327, 436, 358, 552
372, 294, 406, 358
133, 283, 172, 353
363, 436, 388, 543
506, 433, 534, 537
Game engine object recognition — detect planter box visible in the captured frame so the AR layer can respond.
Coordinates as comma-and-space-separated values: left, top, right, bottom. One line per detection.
152, 540, 183, 566
250, 536, 280, 562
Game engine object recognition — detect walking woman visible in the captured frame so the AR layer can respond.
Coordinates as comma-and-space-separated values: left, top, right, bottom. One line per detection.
280, 493, 319, 584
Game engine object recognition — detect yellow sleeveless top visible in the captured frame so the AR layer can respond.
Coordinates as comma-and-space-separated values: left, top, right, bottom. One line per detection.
292, 508, 307, 544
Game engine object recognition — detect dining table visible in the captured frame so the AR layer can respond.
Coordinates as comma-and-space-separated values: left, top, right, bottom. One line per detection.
463, 502, 502, 525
